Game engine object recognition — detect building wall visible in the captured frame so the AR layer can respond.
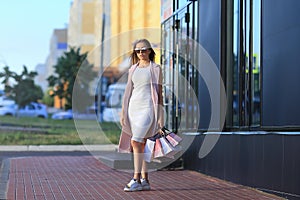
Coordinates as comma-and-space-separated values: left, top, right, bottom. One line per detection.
198, 0, 221, 130
262, 0, 300, 127
35, 29, 67, 93
183, 133, 300, 198
68, 0, 95, 63
49, 29, 68, 76
34, 63, 47, 91
171, 0, 300, 197
110, 0, 161, 67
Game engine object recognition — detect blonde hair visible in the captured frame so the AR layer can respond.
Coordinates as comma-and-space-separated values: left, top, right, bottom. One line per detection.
130, 39, 156, 65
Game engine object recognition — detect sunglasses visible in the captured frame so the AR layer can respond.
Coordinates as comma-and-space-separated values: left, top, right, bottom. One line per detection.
134, 47, 149, 54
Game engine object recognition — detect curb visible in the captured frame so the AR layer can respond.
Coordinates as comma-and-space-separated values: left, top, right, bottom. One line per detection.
0, 159, 9, 200
0, 144, 118, 152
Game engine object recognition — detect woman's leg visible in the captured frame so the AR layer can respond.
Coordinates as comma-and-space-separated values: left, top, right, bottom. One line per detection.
141, 161, 148, 180
141, 142, 148, 180
131, 140, 144, 180
141, 142, 151, 190
129, 139, 151, 191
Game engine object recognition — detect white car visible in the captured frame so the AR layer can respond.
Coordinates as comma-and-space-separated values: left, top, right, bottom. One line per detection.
0, 96, 15, 106
0, 102, 48, 118
0, 104, 17, 116
17, 103, 48, 118
51, 110, 73, 120
102, 107, 121, 122
103, 83, 126, 122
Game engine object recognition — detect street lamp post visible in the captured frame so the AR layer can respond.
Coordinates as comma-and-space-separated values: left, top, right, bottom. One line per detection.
98, 0, 106, 122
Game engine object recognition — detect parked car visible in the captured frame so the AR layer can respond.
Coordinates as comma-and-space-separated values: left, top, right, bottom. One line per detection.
0, 96, 15, 106
103, 83, 126, 122
0, 104, 17, 116
17, 102, 48, 118
102, 107, 122, 122
51, 109, 73, 120
0, 102, 48, 118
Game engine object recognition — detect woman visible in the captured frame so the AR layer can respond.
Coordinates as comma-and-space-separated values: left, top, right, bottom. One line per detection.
118, 39, 164, 192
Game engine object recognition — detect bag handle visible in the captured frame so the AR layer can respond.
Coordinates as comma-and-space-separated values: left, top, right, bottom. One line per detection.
161, 126, 172, 135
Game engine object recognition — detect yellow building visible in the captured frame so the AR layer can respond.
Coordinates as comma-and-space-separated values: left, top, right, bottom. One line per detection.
58, 0, 161, 109
68, 0, 97, 63
109, 0, 161, 67
51, 0, 98, 109
68, 0, 161, 69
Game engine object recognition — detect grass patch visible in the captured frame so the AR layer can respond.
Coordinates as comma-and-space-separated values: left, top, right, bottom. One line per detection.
0, 116, 121, 145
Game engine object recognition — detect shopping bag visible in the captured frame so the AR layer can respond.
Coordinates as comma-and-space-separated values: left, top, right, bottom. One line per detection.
144, 139, 155, 162
167, 132, 182, 157
168, 132, 182, 143
159, 137, 173, 156
166, 134, 179, 147
154, 139, 164, 158
162, 129, 183, 158
161, 127, 182, 143
164, 142, 182, 158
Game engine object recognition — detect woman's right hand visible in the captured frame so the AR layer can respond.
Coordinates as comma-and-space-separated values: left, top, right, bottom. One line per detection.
158, 128, 164, 135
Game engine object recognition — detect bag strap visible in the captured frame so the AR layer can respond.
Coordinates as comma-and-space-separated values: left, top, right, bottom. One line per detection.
161, 127, 172, 136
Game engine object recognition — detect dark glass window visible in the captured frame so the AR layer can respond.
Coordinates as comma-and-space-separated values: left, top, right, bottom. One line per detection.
227, 0, 261, 129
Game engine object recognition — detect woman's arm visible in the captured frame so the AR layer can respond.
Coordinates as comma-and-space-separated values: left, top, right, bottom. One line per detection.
157, 66, 164, 129
120, 68, 132, 126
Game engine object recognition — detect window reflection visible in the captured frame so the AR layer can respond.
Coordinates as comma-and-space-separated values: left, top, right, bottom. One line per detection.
233, 0, 239, 126
231, 0, 261, 128
251, 0, 261, 125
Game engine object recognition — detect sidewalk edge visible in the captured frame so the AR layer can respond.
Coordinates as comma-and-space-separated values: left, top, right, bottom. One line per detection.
0, 145, 118, 152
0, 159, 10, 200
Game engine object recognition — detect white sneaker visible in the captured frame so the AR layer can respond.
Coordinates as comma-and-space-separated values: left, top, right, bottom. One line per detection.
124, 179, 142, 192
140, 178, 151, 190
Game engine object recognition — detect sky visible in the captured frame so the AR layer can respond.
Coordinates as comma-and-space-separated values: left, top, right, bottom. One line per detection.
0, 0, 72, 74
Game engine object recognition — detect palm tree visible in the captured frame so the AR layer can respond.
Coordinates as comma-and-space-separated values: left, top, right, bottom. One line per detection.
0, 66, 14, 87
0, 66, 43, 108
47, 47, 97, 111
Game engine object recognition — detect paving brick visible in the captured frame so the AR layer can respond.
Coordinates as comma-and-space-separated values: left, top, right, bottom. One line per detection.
4, 156, 284, 200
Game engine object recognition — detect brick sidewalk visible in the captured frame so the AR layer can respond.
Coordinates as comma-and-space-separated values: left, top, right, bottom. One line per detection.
4, 156, 283, 200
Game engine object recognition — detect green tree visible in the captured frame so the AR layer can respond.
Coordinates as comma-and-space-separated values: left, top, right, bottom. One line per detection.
47, 47, 97, 112
0, 66, 13, 87
42, 88, 54, 107
0, 66, 43, 108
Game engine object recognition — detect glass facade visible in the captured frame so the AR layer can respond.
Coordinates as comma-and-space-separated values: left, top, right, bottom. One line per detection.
228, 0, 262, 129
171, 0, 300, 196
161, 1, 199, 132
162, 0, 300, 131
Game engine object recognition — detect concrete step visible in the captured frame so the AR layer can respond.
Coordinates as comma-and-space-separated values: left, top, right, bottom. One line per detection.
96, 151, 183, 170
96, 151, 133, 169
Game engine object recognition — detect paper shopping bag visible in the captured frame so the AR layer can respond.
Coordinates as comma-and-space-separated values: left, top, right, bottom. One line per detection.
154, 139, 164, 158
164, 143, 182, 158
160, 136, 182, 159
159, 137, 173, 156
166, 134, 179, 147
168, 132, 182, 143
144, 139, 155, 162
